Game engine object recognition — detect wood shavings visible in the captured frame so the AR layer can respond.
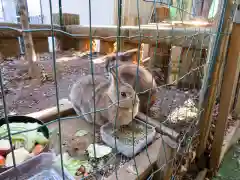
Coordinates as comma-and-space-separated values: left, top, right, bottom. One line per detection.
167, 98, 198, 124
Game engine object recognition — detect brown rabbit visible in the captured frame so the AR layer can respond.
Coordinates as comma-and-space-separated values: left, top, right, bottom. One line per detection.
66, 133, 93, 159
105, 54, 157, 114
69, 70, 140, 128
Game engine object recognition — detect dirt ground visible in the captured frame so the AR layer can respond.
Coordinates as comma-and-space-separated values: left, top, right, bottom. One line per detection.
0, 51, 106, 116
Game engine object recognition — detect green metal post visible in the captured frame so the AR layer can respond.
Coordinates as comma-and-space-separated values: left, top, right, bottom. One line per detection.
58, 0, 63, 28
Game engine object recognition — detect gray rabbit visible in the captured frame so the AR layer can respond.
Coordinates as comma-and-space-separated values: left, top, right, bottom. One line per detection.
105, 54, 157, 114
69, 70, 140, 128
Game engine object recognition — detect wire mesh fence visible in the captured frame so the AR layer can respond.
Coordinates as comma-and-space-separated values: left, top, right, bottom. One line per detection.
0, 0, 235, 179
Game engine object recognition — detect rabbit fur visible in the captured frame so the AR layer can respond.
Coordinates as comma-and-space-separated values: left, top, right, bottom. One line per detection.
105, 54, 157, 113
66, 132, 93, 160
69, 71, 140, 128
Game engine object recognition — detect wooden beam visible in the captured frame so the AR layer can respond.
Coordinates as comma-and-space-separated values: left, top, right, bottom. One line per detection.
136, 112, 180, 141
26, 99, 75, 122
210, 23, 240, 172
0, 22, 60, 38
219, 120, 240, 165
52, 13, 80, 25
197, 0, 233, 158
66, 25, 211, 48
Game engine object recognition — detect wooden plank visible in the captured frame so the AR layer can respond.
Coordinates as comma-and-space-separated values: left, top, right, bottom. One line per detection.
219, 120, 240, 164
26, 98, 75, 122
230, 55, 240, 113
155, 6, 170, 22
100, 40, 114, 54
197, 0, 233, 158
229, 55, 240, 112
0, 23, 61, 38
0, 22, 60, 29
122, 0, 152, 25
233, 76, 240, 116
33, 37, 49, 53
195, 169, 207, 180
113, 0, 118, 25
136, 112, 180, 141
0, 38, 20, 57
105, 137, 163, 180
65, 25, 211, 48
210, 23, 240, 171
167, 46, 182, 85
156, 136, 177, 180
52, 13, 80, 25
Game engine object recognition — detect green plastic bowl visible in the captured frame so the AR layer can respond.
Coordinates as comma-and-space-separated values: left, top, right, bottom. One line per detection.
0, 115, 49, 173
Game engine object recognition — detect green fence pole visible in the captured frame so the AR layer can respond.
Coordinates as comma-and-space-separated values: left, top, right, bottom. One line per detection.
59, 0, 63, 28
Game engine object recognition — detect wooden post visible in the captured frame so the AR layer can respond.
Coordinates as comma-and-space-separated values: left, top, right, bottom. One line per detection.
99, 41, 114, 54
210, 23, 240, 172
167, 46, 182, 85
149, 43, 170, 84
229, 56, 240, 111
178, 48, 206, 89
113, 0, 118, 25
197, 0, 233, 158
155, 136, 177, 180
155, 6, 170, 22
18, 0, 38, 78
233, 75, 240, 116
52, 13, 80, 25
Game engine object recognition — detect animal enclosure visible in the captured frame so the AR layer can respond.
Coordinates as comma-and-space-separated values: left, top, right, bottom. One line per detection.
0, 0, 239, 180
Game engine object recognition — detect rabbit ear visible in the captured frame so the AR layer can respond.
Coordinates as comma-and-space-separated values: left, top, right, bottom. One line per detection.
105, 56, 112, 73
105, 52, 131, 72
105, 55, 117, 73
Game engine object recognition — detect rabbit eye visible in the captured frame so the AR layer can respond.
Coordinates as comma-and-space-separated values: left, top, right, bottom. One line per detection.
74, 147, 79, 151
121, 92, 127, 97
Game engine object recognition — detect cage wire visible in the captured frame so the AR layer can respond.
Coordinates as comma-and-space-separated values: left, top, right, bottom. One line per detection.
0, 0, 230, 179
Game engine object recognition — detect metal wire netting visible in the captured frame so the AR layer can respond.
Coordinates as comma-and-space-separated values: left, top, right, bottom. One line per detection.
0, 0, 232, 179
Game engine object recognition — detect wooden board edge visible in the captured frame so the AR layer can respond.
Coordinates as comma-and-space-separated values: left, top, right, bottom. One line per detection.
26, 98, 75, 122
105, 137, 163, 180
219, 120, 240, 165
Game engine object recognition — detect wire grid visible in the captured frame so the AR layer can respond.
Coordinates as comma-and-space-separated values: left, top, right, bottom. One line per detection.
0, 0, 229, 179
